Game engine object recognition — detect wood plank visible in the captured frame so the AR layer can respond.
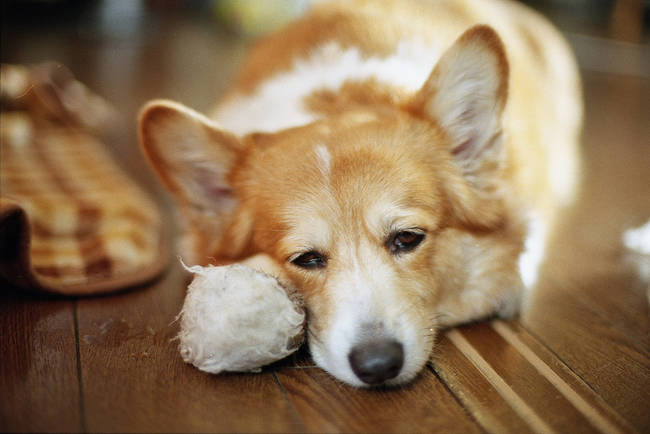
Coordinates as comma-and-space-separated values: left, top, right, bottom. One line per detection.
275, 364, 480, 433
456, 324, 588, 433
495, 321, 635, 433
431, 334, 535, 434
459, 321, 634, 433
522, 283, 650, 431
77, 263, 304, 433
0, 289, 82, 432
567, 272, 649, 348
527, 271, 648, 358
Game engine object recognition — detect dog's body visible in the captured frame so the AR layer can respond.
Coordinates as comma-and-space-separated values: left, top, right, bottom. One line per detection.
140, 0, 582, 386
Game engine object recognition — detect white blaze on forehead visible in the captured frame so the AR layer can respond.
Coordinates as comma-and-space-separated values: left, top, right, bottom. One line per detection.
314, 144, 332, 177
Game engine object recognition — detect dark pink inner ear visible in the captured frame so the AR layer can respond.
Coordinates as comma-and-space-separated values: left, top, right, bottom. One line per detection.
451, 138, 476, 157
448, 106, 483, 158
194, 167, 232, 201
205, 185, 233, 199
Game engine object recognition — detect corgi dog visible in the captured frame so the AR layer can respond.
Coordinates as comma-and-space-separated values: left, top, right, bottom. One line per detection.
139, 0, 582, 387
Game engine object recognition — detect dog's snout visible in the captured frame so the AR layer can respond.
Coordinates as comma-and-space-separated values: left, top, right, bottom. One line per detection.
348, 339, 404, 385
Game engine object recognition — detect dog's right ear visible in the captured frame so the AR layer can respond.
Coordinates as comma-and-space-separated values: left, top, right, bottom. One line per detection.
139, 100, 242, 214
407, 25, 509, 230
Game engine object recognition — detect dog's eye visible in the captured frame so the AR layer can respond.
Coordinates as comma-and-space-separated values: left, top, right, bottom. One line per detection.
388, 231, 425, 254
291, 251, 327, 269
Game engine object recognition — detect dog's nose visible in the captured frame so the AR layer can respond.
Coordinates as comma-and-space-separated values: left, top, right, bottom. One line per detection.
348, 339, 404, 385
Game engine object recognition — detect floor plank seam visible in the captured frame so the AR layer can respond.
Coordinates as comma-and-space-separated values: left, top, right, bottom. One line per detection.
427, 360, 487, 433
447, 329, 557, 434
272, 371, 307, 432
492, 320, 627, 434
73, 300, 88, 433
516, 321, 625, 413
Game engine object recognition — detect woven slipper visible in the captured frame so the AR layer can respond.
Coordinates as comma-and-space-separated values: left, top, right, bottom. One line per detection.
0, 63, 168, 295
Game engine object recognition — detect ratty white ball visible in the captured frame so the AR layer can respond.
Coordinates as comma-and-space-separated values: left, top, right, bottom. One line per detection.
177, 263, 305, 373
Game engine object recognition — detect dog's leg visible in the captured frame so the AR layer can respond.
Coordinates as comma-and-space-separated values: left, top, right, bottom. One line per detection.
436, 275, 523, 328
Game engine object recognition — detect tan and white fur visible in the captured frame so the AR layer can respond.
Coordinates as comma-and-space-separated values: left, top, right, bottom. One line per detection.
139, 0, 582, 387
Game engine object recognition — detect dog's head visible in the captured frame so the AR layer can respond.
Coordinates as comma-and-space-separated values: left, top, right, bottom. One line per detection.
140, 26, 520, 386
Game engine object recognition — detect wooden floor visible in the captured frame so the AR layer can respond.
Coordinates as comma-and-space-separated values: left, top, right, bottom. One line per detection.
1, 2, 649, 433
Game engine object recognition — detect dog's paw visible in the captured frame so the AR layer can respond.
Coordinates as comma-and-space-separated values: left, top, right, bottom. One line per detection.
436, 279, 523, 328
177, 263, 306, 374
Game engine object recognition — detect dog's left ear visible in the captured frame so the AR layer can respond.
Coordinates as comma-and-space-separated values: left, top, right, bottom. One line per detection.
139, 100, 251, 263
139, 100, 242, 213
409, 25, 509, 228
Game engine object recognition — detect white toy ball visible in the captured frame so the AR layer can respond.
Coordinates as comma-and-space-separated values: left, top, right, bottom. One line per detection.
177, 263, 305, 373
